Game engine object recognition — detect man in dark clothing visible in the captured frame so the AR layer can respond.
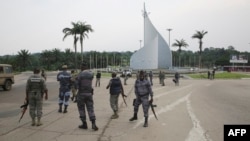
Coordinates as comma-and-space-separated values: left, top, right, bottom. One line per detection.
95, 70, 101, 87
76, 62, 98, 131
106, 72, 125, 119
174, 71, 180, 86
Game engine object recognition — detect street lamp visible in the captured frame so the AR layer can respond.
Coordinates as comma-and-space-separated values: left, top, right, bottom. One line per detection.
166, 28, 172, 47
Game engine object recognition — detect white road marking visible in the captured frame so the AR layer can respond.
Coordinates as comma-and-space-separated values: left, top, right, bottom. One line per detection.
185, 96, 212, 141
132, 88, 211, 141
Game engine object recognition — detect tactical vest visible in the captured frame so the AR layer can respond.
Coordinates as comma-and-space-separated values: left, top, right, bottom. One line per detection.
78, 71, 93, 93
110, 78, 121, 94
29, 76, 43, 93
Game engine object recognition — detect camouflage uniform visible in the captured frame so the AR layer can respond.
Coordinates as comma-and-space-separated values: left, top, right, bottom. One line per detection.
57, 67, 71, 113
76, 68, 98, 130
71, 70, 78, 102
106, 74, 124, 119
160, 71, 165, 86
26, 70, 47, 126
130, 71, 153, 127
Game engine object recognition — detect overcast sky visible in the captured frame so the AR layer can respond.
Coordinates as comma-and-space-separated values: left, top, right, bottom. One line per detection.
1, 0, 250, 56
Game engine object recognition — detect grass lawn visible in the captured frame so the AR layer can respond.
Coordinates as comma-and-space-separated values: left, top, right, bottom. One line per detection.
188, 72, 250, 79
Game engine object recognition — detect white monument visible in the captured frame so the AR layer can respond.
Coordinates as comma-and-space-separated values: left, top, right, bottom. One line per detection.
130, 4, 172, 70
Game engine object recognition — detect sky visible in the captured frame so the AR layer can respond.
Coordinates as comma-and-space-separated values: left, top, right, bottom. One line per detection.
0, 0, 250, 56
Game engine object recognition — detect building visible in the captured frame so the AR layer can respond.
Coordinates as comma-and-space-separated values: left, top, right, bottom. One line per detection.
130, 4, 172, 70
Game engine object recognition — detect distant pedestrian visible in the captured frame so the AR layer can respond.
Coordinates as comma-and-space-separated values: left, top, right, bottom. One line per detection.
207, 71, 211, 79
106, 72, 125, 119
124, 70, 128, 85
76, 62, 98, 131
129, 70, 153, 127
160, 71, 165, 86
174, 71, 180, 86
158, 71, 162, 84
41, 69, 47, 81
70, 70, 78, 103
57, 65, 71, 113
212, 70, 215, 79
25, 68, 48, 126
95, 70, 101, 87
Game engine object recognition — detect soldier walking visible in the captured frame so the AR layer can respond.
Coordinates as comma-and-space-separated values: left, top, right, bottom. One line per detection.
41, 69, 47, 81
106, 72, 125, 119
129, 70, 153, 127
76, 62, 98, 131
25, 68, 48, 126
57, 65, 71, 113
160, 71, 165, 86
95, 70, 101, 87
174, 71, 180, 86
70, 70, 77, 103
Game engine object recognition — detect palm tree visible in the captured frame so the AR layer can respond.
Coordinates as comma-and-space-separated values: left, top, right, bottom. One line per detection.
192, 30, 208, 68
63, 22, 79, 69
17, 49, 31, 71
172, 39, 189, 68
77, 21, 94, 62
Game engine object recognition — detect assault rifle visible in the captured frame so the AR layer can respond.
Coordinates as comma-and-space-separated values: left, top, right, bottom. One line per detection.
19, 101, 29, 123
150, 101, 158, 120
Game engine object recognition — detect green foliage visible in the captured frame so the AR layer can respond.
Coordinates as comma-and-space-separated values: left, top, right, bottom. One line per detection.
188, 72, 250, 79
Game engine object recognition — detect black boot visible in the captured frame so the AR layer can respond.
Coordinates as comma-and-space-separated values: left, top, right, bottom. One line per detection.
143, 117, 148, 127
58, 104, 62, 113
78, 121, 88, 129
129, 113, 138, 121
63, 105, 68, 113
91, 120, 98, 131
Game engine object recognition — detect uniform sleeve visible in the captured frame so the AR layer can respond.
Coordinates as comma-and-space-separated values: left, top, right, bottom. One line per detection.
147, 81, 153, 97
57, 72, 60, 81
134, 80, 138, 97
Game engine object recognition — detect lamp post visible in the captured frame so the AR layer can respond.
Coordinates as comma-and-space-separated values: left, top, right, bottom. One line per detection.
166, 28, 172, 47
167, 28, 173, 67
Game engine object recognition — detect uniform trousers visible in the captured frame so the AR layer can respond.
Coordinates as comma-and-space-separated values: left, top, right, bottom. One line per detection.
29, 92, 43, 118
77, 93, 96, 121
133, 95, 150, 117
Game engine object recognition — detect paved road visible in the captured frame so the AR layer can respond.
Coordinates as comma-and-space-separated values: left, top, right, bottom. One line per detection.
0, 72, 250, 141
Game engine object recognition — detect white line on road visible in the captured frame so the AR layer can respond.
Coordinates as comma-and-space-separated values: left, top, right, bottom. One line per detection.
185, 95, 212, 141
132, 88, 211, 141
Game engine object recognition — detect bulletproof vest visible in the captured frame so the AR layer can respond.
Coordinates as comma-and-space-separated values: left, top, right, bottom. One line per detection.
78, 71, 93, 93
110, 78, 121, 94
58, 71, 71, 91
29, 76, 43, 92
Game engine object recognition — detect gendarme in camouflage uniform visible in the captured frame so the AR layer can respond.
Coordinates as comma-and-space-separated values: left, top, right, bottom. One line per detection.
129, 70, 153, 127
26, 68, 48, 126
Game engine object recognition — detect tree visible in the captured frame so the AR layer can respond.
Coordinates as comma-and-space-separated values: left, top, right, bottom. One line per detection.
192, 30, 208, 68
63, 22, 79, 70
78, 21, 94, 62
172, 39, 189, 67
16, 49, 31, 71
